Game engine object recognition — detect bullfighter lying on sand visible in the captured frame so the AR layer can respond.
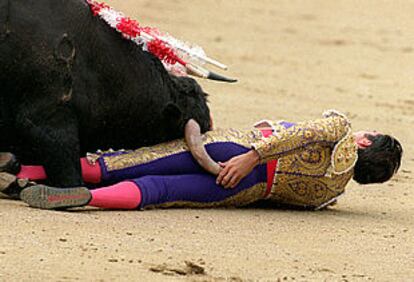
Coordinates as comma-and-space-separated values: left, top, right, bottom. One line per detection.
0, 110, 402, 211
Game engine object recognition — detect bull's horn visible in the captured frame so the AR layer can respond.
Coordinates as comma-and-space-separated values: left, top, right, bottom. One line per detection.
207, 71, 237, 83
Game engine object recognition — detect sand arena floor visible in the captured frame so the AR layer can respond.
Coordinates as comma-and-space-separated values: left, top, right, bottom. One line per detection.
1, 0, 413, 281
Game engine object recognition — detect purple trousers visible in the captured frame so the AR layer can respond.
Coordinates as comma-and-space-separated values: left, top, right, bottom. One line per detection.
99, 143, 267, 209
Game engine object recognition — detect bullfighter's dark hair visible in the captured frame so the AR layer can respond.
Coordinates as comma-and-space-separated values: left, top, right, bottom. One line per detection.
353, 134, 402, 184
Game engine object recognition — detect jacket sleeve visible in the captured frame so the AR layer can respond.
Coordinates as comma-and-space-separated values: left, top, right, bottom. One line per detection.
251, 110, 352, 163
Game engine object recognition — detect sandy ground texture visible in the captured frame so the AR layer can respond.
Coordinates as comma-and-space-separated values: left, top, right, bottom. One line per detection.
1, 0, 413, 281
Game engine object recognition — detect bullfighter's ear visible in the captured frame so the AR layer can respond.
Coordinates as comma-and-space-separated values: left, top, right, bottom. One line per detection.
162, 102, 183, 120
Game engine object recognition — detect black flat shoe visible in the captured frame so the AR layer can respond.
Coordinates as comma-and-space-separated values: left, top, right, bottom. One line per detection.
0, 172, 32, 199
20, 185, 91, 210
0, 152, 21, 174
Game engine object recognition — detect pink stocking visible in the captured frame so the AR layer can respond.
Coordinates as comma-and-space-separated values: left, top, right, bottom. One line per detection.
89, 181, 142, 209
16, 158, 102, 184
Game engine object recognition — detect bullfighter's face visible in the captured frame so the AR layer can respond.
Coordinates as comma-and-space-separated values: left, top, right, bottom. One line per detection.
353, 131, 381, 149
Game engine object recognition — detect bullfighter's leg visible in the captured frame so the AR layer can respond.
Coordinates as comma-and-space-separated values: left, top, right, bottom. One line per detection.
15, 157, 100, 184
10, 128, 261, 186
97, 128, 261, 184
11, 141, 252, 187
18, 107, 83, 187
12, 140, 248, 185
21, 164, 267, 210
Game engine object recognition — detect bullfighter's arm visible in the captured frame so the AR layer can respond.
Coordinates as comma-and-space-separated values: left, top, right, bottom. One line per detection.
251, 110, 352, 163
185, 119, 221, 175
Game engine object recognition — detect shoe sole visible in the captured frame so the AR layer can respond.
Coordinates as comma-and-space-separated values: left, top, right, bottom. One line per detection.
0, 152, 13, 172
0, 152, 20, 174
0, 172, 17, 192
20, 185, 91, 210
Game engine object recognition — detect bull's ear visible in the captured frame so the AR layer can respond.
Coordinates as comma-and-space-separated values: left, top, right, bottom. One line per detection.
162, 102, 183, 120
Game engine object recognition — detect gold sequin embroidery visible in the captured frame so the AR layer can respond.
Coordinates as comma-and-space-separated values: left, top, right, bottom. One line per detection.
253, 115, 351, 163
268, 171, 353, 208
331, 132, 358, 174
276, 143, 332, 177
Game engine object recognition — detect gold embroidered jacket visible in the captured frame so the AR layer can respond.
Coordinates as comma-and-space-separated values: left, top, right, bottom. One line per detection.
252, 110, 358, 209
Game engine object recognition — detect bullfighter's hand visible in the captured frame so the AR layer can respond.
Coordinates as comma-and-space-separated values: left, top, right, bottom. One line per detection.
216, 150, 260, 189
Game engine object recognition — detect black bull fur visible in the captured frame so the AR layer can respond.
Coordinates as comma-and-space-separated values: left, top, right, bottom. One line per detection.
0, 0, 211, 187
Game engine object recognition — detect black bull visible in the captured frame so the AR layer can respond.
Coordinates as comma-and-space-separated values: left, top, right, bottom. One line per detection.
0, 0, 212, 187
